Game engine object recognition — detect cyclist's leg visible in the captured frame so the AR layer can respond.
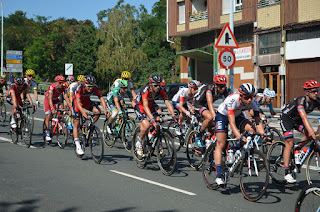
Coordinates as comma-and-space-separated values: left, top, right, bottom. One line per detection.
89, 102, 101, 123
107, 100, 118, 125
72, 102, 84, 155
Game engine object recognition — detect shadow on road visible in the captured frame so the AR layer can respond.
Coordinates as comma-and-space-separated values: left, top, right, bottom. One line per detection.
0, 199, 39, 212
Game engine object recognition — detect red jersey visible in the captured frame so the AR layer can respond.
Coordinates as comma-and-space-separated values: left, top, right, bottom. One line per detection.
10, 83, 29, 97
134, 85, 168, 113
75, 84, 102, 105
45, 83, 67, 102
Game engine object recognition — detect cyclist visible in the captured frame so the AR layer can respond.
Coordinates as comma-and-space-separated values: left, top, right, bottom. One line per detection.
68, 75, 85, 104
249, 88, 277, 118
133, 74, 176, 157
280, 80, 320, 183
105, 80, 133, 134
0, 75, 9, 98
214, 83, 265, 185
8, 77, 34, 128
111, 71, 136, 98
193, 75, 229, 146
23, 69, 39, 106
171, 80, 200, 135
44, 75, 71, 142
72, 75, 108, 156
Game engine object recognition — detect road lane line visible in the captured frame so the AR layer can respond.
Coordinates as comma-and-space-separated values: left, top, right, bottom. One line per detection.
110, 170, 197, 196
0, 136, 38, 149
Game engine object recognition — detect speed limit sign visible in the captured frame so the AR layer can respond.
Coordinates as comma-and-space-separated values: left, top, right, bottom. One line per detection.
218, 48, 236, 69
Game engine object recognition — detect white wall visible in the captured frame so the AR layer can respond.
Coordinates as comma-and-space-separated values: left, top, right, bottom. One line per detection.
286, 38, 320, 60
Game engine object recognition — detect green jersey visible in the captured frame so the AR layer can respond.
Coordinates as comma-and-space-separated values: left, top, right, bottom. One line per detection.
106, 87, 132, 103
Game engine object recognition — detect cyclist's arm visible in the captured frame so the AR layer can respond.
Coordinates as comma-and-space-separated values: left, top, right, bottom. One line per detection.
63, 92, 71, 108
179, 97, 188, 115
49, 92, 54, 109
11, 91, 18, 109
130, 89, 136, 99
33, 89, 38, 102
26, 92, 33, 105
76, 98, 86, 117
228, 114, 241, 139
206, 91, 216, 117
269, 102, 276, 115
165, 99, 175, 117
298, 107, 316, 139
143, 99, 154, 120
114, 96, 121, 111
99, 96, 107, 115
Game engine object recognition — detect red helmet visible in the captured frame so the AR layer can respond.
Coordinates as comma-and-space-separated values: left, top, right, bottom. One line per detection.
160, 78, 166, 87
213, 75, 227, 85
55, 75, 65, 82
303, 80, 319, 90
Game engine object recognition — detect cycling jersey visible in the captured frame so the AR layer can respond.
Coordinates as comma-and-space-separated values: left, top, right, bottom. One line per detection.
106, 87, 132, 111
8, 83, 29, 106
282, 96, 320, 119
24, 78, 37, 90
254, 93, 274, 111
0, 81, 8, 92
45, 83, 67, 102
111, 78, 134, 90
171, 87, 193, 111
217, 92, 260, 117
194, 83, 229, 108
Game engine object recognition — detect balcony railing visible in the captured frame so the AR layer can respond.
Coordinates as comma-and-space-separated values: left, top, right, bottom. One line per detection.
189, 10, 208, 22
258, 0, 280, 8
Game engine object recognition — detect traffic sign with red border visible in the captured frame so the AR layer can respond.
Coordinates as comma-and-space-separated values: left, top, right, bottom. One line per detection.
218, 48, 236, 69
215, 23, 239, 49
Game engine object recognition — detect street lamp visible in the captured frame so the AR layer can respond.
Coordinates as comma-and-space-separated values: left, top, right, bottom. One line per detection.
1, 0, 3, 75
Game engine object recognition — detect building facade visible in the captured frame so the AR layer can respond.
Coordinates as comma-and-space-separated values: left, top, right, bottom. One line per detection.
168, 0, 320, 107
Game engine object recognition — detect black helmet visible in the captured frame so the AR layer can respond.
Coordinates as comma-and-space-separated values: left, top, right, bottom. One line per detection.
149, 74, 162, 84
84, 75, 96, 85
14, 76, 24, 85
239, 83, 255, 96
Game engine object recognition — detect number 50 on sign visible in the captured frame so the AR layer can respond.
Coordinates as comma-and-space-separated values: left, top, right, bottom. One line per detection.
218, 48, 236, 69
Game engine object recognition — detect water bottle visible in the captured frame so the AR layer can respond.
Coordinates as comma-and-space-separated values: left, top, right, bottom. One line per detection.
227, 149, 234, 164
148, 130, 156, 141
205, 137, 211, 148
299, 148, 308, 162
294, 150, 301, 164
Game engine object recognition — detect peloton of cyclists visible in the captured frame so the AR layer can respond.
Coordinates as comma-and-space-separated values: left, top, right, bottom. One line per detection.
280, 80, 320, 183
133, 74, 176, 157
214, 83, 266, 185
72, 75, 108, 156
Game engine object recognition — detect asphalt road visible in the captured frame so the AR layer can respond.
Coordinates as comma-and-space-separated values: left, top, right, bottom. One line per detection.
0, 103, 317, 212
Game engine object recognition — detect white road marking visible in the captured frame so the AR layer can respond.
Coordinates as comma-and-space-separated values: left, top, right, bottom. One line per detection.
0, 136, 37, 149
110, 170, 197, 196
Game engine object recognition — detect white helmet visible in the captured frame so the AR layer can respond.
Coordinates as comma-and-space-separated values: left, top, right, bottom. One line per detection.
263, 88, 276, 98
188, 80, 200, 89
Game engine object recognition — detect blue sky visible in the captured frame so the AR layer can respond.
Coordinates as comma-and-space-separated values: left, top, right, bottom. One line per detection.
4, 0, 159, 26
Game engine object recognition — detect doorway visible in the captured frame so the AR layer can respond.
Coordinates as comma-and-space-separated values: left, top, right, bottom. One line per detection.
261, 66, 280, 108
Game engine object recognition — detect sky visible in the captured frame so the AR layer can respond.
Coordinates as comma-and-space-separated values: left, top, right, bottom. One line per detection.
4, 0, 159, 26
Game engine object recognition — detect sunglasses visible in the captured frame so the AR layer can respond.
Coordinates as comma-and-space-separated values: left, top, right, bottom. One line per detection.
152, 84, 160, 88
57, 82, 64, 85
217, 84, 226, 89
309, 89, 319, 94
86, 84, 94, 87
27, 75, 34, 77
242, 95, 254, 100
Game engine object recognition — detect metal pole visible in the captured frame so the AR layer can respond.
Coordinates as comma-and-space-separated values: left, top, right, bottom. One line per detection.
1, 0, 3, 75
229, 0, 234, 92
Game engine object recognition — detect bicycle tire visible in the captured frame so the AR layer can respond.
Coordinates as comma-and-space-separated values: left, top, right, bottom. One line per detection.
306, 150, 320, 195
239, 148, 269, 202
22, 118, 32, 148
202, 143, 221, 190
156, 129, 177, 176
121, 118, 135, 152
167, 120, 184, 152
295, 184, 320, 212
132, 126, 147, 169
102, 120, 116, 148
89, 126, 104, 164
56, 122, 67, 149
263, 127, 283, 154
0, 100, 6, 122
266, 140, 288, 186
29, 112, 34, 133
185, 129, 204, 170
10, 115, 18, 144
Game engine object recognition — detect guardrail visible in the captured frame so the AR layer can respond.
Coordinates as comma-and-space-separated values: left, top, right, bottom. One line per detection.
38, 83, 51, 95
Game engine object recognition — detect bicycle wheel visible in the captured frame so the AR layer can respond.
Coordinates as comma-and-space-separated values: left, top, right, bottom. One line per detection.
202, 144, 221, 190
22, 118, 32, 148
56, 122, 67, 149
121, 118, 135, 152
102, 120, 116, 148
156, 129, 177, 176
0, 101, 6, 122
89, 126, 104, 164
295, 184, 320, 212
267, 140, 288, 186
132, 126, 147, 169
10, 116, 18, 144
263, 127, 283, 154
306, 150, 320, 192
167, 120, 184, 152
239, 148, 269, 202
29, 111, 34, 133
185, 130, 204, 170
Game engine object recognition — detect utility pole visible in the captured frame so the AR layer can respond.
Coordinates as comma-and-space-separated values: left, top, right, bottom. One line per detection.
229, 0, 234, 92
1, 0, 3, 75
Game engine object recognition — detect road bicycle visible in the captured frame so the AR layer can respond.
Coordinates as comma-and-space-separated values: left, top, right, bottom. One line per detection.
202, 132, 270, 202
132, 117, 177, 176
259, 115, 283, 154
294, 184, 320, 212
10, 105, 35, 148
75, 112, 104, 164
102, 109, 135, 152
0, 94, 6, 122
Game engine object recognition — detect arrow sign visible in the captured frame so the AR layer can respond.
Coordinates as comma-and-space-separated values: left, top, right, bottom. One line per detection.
215, 23, 239, 49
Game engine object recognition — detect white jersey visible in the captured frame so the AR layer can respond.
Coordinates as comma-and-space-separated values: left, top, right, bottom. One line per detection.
112, 78, 133, 90
24, 78, 37, 89
172, 87, 192, 104
217, 92, 260, 117
69, 82, 78, 93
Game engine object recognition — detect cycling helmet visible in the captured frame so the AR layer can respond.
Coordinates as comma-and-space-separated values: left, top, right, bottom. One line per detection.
0, 75, 5, 80
303, 80, 319, 90
121, 71, 131, 79
213, 75, 227, 85
160, 78, 166, 87
239, 83, 255, 96
149, 74, 162, 84
66, 75, 75, 83
119, 80, 128, 88
14, 76, 24, 85
84, 75, 96, 85
55, 75, 65, 82
263, 88, 276, 98
188, 80, 200, 89
25, 69, 35, 76
77, 75, 85, 82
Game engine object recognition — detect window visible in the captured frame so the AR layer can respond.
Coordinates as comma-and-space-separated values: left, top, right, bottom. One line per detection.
222, 0, 242, 15
178, 1, 185, 24
287, 25, 320, 41
190, 0, 208, 22
259, 32, 281, 55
